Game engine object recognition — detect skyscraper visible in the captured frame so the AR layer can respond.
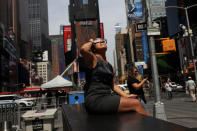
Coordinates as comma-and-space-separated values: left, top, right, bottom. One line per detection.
27, 0, 51, 84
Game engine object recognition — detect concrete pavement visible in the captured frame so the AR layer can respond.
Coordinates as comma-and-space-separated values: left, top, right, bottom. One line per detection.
146, 91, 197, 129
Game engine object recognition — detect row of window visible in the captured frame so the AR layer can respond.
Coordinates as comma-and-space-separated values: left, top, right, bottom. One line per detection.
28, 0, 40, 5
39, 73, 47, 76
38, 65, 47, 67
37, 69, 46, 72
29, 13, 40, 19
28, 4, 40, 8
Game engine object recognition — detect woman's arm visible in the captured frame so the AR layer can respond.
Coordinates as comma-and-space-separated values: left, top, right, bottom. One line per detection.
114, 84, 137, 98
132, 78, 148, 90
80, 39, 97, 69
114, 84, 128, 97
112, 74, 128, 97
113, 76, 137, 98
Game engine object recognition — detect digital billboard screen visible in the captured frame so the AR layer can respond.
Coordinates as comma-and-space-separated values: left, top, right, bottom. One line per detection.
63, 26, 72, 53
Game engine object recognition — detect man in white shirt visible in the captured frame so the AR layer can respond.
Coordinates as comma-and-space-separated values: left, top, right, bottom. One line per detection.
186, 76, 196, 102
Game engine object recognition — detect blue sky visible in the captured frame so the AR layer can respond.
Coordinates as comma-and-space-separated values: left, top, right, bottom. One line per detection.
48, 0, 127, 65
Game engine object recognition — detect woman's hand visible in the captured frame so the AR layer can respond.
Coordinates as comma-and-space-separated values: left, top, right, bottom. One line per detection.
89, 39, 94, 43
122, 93, 137, 98
143, 77, 148, 82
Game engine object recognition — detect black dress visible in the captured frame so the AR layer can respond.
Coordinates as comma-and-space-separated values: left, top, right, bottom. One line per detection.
84, 57, 120, 113
127, 77, 146, 103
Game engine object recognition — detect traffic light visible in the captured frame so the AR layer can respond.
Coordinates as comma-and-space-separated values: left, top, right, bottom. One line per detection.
162, 38, 176, 52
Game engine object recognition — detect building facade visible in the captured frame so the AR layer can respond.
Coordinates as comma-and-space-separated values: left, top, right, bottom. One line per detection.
115, 28, 130, 84
27, 0, 51, 85
0, 0, 20, 93
125, 0, 148, 65
36, 61, 51, 84
50, 35, 65, 78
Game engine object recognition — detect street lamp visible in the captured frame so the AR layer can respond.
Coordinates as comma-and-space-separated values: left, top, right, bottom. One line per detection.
165, 4, 197, 83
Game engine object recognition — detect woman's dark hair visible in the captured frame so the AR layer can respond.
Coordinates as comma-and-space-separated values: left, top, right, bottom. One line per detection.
91, 44, 96, 53
127, 66, 138, 78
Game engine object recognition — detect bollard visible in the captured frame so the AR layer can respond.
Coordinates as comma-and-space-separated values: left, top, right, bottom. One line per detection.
3, 121, 8, 131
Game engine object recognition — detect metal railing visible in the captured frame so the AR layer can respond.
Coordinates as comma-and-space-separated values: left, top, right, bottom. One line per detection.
0, 96, 68, 130
0, 102, 20, 131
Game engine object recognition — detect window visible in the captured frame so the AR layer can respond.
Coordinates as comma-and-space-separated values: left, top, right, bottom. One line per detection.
83, 0, 88, 5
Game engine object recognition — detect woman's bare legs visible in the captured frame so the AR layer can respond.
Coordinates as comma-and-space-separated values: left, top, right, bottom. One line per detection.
118, 97, 151, 116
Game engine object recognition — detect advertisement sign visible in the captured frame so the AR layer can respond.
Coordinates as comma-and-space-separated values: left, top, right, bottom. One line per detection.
100, 23, 104, 39
63, 26, 72, 53
136, 23, 147, 32
42, 50, 48, 61
128, 0, 143, 19
147, 28, 161, 36
142, 31, 148, 63
32, 119, 43, 130
59, 44, 64, 74
135, 61, 147, 69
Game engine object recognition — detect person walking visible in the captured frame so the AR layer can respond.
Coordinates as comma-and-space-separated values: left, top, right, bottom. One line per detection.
186, 76, 196, 102
165, 77, 172, 100
80, 38, 150, 116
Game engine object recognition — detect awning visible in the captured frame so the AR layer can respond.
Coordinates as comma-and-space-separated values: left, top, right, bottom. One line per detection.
41, 75, 73, 89
24, 87, 41, 92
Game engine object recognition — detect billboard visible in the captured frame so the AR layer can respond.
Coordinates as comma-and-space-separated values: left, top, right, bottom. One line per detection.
128, 0, 143, 19
142, 31, 148, 63
100, 23, 104, 39
63, 26, 72, 53
42, 50, 48, 61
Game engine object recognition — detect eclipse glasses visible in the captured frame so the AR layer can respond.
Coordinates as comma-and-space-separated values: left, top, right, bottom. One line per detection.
93, 39, 107, 44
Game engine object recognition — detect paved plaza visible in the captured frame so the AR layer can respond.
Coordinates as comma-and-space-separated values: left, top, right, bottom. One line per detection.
146, 92, 197, 129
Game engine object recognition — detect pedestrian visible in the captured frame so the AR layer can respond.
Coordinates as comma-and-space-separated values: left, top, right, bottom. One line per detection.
46, 91, 52, 105
24, 93, 29, 98
127, 66, 149, 111
161, 78, 166, 93
186, 76, 196, 102
165, 77, 172, 100
80, 38, 150, 116
56, 91, 61, 106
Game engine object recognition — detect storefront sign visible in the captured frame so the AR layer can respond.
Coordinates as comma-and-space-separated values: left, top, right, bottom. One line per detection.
32, 119, 43, 130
